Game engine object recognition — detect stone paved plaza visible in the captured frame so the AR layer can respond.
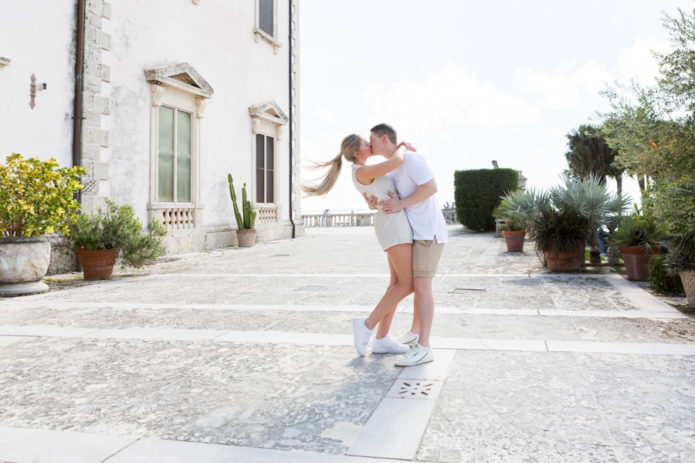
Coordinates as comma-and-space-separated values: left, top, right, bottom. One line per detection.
1, 226, 695, 462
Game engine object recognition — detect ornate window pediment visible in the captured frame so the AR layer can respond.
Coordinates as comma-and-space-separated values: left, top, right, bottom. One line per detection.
144, 62, 213, 99
248, 101, 288, 126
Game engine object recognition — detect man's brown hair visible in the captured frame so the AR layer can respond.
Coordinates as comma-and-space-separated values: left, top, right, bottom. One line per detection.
370, 123, 397, 145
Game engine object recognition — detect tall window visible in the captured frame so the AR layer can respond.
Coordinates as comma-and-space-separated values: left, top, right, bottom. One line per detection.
259, 0, 274, 37
256, 133, 274, 203
158, 106, 192, 202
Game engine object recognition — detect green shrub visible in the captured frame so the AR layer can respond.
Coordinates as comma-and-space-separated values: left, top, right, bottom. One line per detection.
68, 199, 167, 268
534, 207, 590, 253
454, 168, 519, 231
649, 254, 685, 294
613, 213, 668, 248
0, 153, 85, 237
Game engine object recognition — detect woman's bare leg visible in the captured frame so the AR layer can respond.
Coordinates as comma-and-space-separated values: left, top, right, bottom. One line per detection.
365, 243, 413, 331
375, 252, 400, 339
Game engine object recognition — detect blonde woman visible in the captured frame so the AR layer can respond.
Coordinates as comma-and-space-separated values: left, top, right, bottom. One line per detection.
303, 134, 413, 356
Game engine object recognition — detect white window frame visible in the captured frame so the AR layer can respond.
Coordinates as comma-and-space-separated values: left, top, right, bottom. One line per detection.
254, 0, 281, 54
149, 86, 201, 208
253, 130, 277, 205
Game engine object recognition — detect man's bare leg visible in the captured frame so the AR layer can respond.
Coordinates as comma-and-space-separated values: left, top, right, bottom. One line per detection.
413, 277, 434, 347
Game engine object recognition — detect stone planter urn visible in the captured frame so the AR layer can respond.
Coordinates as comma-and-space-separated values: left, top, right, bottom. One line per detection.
502, 230, 526, 252
0, 236, 51, 296
544, 244, 584, 273
236, 229, 257, 248
619, 245, 661, 281
678, 270, 695, 310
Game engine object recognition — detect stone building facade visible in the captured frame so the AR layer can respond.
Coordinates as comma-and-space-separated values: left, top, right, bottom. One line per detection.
0, 0, 302, 263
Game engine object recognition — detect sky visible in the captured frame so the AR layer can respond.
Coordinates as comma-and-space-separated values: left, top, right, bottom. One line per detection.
298, 0, 692, 214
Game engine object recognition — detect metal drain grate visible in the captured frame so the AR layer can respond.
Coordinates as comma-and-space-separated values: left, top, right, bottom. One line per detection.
449, 288, 486, 294
386, 379, 443, 400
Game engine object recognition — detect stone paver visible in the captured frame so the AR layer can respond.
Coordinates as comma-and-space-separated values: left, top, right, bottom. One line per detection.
0, 226, 694, 462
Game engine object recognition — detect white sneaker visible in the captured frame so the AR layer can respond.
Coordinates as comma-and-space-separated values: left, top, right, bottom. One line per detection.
395, 343, 433, 367
397, 331, 419, 346
372, 335, 409, 354
352, 316, 373, 356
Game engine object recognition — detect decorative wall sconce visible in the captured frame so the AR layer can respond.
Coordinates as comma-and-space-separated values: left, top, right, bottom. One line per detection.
29, 74, 47, 109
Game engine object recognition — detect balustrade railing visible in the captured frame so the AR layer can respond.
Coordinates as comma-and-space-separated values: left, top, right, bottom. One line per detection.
303, 208, 457, 227
150, 206, 196, 229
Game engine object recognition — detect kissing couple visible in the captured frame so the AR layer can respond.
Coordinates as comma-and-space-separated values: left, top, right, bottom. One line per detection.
304, 123, 447, 367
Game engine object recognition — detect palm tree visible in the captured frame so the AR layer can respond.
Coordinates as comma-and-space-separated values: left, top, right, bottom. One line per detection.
565, 124, 625, 196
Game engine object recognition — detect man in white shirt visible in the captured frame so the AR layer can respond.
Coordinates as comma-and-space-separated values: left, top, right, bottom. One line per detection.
367, 123, 448, 367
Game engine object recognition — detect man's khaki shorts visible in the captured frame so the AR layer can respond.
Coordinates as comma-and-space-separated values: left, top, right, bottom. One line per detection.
413, 237, 445, 278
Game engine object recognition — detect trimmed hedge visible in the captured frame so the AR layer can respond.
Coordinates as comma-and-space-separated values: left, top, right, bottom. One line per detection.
455, 169, 519, 231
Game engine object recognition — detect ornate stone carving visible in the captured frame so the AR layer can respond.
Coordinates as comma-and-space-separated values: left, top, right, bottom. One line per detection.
144, 62, 214, 98
248, 101, 289, 125
195, 98, 207, 118
150, 84, 165, 107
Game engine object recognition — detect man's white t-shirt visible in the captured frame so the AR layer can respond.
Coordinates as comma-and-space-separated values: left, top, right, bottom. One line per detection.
387, 151, 448, 243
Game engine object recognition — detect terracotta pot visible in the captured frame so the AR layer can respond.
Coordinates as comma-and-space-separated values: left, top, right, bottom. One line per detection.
678, 270, 695, 310
502, 230, 526, 252
0, 236, 51, 296
619, 245, 661, 281
544, 244, 584, 272
236, 229, 257, 248
77, 249, 117, 280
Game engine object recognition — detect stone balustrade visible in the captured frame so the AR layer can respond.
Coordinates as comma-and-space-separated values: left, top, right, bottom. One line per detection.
303, 208, 458, 227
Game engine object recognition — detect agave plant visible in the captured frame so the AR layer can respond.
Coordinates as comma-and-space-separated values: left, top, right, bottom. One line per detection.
550, 174, 631, 264
496, 188, 549, 237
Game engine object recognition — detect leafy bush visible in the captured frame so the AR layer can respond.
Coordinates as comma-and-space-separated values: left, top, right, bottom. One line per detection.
613, 213, 668, 249
668, 229, 695, 273
68, 199, 167, 268
495, 187, 548, 230
454, 168, 519, 231
649, 254, 685, 294
0, 153, 85, 237
534, 207, 590, 253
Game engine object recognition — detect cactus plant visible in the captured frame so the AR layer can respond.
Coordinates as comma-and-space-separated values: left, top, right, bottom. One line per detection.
227, 174, 256, 230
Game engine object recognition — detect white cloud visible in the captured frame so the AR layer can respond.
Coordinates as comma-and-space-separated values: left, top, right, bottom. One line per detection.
616, 37, 670, 85
514, 60, 613, 110
364, 62, 540, 135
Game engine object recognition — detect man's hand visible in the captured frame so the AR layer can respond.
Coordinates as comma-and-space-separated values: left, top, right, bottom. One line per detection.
382, 191, 403, 214
398, 141, 417, 152
363, 192, 379, 210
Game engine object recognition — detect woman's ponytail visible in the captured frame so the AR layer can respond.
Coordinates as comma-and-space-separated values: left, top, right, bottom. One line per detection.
302, 134, 361, 197
302, 153, 343, 196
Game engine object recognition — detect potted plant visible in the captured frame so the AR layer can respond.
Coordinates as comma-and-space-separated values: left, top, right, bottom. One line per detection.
495, 188, 548, 252
227, 174, 257, 247
534, 207, 590, 272
668, 230, 695, 310
0, 153, 84, 296
613, 213, 667, 281
68, 199, 166, 280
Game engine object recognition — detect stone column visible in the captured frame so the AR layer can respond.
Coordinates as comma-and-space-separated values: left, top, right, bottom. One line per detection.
80, 0, 112, 213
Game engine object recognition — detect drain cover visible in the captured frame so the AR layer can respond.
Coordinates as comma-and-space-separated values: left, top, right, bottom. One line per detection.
386, 379, 442, 400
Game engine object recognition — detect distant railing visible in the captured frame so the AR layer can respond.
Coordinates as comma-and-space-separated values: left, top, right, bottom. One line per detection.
303, 208, 458, 227
302, 212, 374, 227
442, 208, 457, 225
